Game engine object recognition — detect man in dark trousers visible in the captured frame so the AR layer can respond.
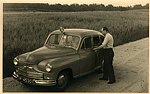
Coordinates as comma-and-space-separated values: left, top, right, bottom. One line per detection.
94, 27, 116, 84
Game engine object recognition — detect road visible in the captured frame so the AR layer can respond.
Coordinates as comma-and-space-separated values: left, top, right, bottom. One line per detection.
3, 38, 149, 92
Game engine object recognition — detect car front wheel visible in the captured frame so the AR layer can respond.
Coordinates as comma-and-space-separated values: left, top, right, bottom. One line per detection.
56, 71, 70, 91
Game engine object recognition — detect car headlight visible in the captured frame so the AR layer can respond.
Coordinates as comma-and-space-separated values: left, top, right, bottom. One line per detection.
14, 58, 18, 66
45, 64, 52, 72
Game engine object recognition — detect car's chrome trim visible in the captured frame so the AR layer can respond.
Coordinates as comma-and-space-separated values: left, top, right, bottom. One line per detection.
13, 72, 56, 86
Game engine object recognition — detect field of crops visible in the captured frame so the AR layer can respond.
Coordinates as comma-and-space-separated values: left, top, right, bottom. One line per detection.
3, 9, 149, 78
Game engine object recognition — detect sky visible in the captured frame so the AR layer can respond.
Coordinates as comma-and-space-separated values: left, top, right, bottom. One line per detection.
2, 0, 149, 6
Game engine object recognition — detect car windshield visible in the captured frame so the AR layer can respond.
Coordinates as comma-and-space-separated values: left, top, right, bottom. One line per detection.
45, 34, 80, 49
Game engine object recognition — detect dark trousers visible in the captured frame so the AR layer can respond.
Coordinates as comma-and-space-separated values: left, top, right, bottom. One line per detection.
102, 48, 116, 82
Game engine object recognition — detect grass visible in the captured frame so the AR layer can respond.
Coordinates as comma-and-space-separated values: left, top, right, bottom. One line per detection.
3, 9, 149, 78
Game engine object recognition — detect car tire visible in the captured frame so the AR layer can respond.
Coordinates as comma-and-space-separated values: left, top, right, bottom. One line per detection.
56, 71, 70, 91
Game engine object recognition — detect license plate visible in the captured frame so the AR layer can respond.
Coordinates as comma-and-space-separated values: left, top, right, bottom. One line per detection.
22, 77, 34, 84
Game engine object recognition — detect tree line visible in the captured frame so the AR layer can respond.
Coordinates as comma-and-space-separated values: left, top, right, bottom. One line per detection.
3, 3, 149, 12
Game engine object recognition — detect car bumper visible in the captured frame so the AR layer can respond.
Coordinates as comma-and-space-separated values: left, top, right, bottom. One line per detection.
13, 72, 56, 86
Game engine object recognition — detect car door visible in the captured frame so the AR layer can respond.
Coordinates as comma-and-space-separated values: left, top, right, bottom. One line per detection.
92, 35, 104, 68
78, 36, 96, 75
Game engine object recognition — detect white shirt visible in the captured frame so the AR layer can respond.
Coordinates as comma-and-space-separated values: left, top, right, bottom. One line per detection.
102, 33, 114, 49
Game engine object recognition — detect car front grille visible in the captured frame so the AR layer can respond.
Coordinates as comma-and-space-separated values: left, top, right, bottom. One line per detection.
16, 66, 43, 79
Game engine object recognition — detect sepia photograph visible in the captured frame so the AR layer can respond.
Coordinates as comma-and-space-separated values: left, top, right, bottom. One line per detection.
2, 0, 149, 92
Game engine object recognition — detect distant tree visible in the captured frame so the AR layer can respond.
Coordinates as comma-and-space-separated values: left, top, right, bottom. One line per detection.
133, 4, 143, 9
106, 4, 114, 11
117, 6, 128, 11
3, 3, 149, 12
100, 4, 105, 7
88, 3, 99, 11
143, 3, 149, 9
80, 4, 89, 11
54, 3, 62, 11
70, 4, 80, 11
61, 4, 70, 11
126, 6, 132, 10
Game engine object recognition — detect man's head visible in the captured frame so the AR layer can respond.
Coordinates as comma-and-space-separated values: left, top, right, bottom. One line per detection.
101, 27, 109, 35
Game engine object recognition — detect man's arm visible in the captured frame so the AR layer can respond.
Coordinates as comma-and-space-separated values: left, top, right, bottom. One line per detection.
93, 34, 109, 50
93, 44, 105, 50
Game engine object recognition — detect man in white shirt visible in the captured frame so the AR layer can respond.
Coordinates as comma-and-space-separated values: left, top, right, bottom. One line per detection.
94, 27, 116, 84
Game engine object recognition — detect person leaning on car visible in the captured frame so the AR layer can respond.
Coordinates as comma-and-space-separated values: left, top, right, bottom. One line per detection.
93, 27, 116, 84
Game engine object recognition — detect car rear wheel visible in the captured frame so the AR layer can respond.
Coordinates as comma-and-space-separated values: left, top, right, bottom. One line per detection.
56, 71, 70, 91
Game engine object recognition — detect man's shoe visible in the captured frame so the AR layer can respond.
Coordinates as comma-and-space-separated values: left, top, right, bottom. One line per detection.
99, 78, 108, 80
107, 81, 115, 84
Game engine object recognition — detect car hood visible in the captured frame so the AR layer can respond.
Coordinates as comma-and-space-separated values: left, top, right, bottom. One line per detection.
16, 46, 76, 65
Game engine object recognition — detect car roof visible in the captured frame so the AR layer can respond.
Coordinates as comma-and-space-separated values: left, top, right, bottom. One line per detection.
50, 29, 104, 38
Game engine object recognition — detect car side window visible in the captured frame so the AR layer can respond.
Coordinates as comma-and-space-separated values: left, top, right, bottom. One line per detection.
93, 36, 100, 47
93, 35, 104, 48
81, 37, 92, 49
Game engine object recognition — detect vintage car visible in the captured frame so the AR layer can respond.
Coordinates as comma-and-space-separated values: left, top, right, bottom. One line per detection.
13, 28, 104, 90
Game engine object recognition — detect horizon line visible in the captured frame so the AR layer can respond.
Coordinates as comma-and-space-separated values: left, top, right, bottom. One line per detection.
3, 2, 149, 7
